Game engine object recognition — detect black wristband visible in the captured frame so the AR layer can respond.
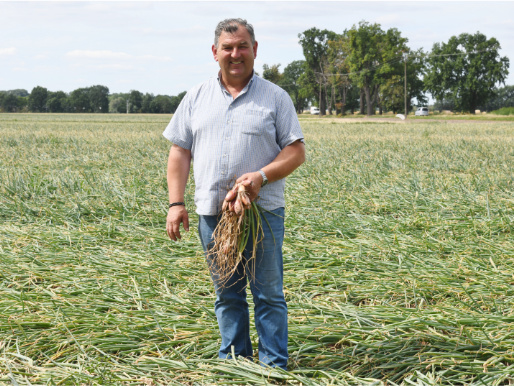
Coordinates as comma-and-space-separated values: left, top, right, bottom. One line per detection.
169, 202, 185, 208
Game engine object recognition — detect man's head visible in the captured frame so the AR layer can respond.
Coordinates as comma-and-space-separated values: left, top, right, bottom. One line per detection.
214, 18, 255, 48
212, 18, 258, 87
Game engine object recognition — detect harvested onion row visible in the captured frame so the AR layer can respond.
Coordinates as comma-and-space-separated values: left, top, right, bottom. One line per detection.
207, 183, 264, 288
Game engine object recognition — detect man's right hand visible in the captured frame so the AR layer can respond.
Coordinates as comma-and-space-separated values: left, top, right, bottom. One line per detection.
166, 206, 189, 241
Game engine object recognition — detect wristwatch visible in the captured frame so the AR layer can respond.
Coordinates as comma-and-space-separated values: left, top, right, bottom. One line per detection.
258, 169, 268, 187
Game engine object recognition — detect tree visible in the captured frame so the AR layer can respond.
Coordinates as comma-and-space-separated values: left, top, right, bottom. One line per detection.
88, 85, 109, 113
297, 66, 318, 111
28, 86, 48, 112
141, 93, 154, 113
326, 33, 353, 115
424, 32, 509, 113
479, 85, 514, 111
262, 64, 282, 84
129, 90, 143, 113
170, 91, 186, 113
47, 91, 69, 113
379, 49, 427, 114
150, 95, 173, 113
2, 93, 21, 112
69, 88, 91, 112
7, 89, 29, 97
110, 96, 127, 113
298, 28, 337, 115
346, 21, 409, 116
281, 60, 308, 113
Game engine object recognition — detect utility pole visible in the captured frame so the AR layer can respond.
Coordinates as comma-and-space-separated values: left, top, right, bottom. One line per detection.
404, 52, 408, 118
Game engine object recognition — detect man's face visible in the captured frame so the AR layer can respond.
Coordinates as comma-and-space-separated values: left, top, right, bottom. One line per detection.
212, 26, 258, 85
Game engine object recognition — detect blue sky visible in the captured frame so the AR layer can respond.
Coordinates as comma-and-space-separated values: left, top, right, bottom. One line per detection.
1, 1, 513, 97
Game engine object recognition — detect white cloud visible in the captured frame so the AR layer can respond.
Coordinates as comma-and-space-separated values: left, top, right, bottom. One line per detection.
66, 50, 132, 60
92, 64, 136, 71
0, 47, 16, 56
140, 54, 173, 62
64, 50, 173, 63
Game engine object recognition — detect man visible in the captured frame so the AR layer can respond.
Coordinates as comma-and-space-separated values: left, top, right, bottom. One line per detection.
163, 18, 305, 370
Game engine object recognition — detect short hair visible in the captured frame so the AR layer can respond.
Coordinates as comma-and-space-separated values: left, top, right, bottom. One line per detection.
214, 18, 255, 47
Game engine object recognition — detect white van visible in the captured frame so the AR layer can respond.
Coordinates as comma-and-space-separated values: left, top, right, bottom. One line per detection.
415, 107, 429, 116
310, 106, 320, 115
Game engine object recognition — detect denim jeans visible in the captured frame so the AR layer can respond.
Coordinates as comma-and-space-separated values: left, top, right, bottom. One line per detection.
198, 207, 288, 370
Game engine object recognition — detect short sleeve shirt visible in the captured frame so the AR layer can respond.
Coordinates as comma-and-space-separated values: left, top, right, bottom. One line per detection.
163, 73, 304, 216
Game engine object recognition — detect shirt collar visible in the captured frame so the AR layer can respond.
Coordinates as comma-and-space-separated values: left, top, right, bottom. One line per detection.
217, 71, 256, 96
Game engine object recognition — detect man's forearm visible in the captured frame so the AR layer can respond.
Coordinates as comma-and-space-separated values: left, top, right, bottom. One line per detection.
167, 144, 192, 203
261, 140, 305, 183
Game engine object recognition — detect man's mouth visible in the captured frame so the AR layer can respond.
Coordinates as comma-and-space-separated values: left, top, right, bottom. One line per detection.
231, 61, 242, 65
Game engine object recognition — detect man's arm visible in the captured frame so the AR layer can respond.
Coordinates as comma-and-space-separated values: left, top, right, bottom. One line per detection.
236, 139, 305, 201
166, 144, 192, 241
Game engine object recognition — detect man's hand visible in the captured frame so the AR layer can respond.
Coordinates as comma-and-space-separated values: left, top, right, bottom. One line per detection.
166, 206, 189, 241
236, 171, 264, 203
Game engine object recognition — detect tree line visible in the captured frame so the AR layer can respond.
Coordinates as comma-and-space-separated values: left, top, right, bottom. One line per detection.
0, 86, 187, 114
265, 21, 510, 115
1, 20, 511, 115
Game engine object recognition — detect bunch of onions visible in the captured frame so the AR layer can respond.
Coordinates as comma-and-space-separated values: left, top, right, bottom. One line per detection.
207, 183, 264, 288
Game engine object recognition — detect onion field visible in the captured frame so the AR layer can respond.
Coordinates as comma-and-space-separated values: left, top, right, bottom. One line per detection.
1, 113, 513, 385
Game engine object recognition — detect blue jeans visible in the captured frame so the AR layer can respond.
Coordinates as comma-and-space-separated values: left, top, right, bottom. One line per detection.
198, 207, 288, 370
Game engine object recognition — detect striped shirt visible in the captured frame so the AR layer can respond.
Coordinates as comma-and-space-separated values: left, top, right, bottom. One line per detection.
163, 72, 304, 216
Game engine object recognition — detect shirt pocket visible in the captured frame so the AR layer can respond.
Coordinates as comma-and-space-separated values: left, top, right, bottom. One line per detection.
240, 109, 268, 135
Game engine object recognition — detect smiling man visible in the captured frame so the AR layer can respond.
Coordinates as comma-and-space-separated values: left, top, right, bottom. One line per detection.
162, 18, 305, 370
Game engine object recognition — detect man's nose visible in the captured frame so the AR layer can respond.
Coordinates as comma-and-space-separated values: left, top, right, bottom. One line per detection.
231, 48, 241, 58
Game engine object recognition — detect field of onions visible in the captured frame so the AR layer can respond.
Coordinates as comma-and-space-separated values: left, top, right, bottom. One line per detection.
1, 113, 513, 385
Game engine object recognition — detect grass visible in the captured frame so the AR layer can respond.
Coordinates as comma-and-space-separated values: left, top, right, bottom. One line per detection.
491, 107, 514, 116
1, 113, 513, 385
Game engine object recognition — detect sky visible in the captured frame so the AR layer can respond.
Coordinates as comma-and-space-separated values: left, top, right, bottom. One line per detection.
1, 1, 513, 97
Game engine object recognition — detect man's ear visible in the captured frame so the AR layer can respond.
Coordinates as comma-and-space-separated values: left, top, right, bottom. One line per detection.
253, 41, 258, 59
212, 44, 218, 62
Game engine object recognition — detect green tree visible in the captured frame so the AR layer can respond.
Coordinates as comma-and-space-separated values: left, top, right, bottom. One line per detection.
297, 67, 318, 111
7, 89, 29, 97
425, 32, 509, 113
170, 91, 186, 114
281, 60, 308, 113
69, 88, 91, 112
344, 84, 361, 114
28, 86, 49, 112
326, 33, 353, 115
141, 93, 154, 113
47, 91, 69, 113
0, 92, 5, 112
109, 93, 128, 113
298, 27, 337, 115
346, 21, 409, 116
262, 64, 282, 84
379, 49, 427, 114
129, 90, 143, 113
110, 96, 127, 113
2, 93, 21, 112
150, 95, 173, 113
88, 85, 109, 113
480, 85, 514, 111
